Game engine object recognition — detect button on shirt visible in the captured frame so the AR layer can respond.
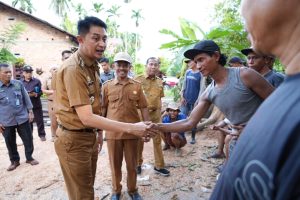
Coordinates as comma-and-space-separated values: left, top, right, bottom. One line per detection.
102, 78, 148, 140
22, 77, 43, 108
134, 75, 164, 122
55, 51, 101, 130
0, 80, 33, 126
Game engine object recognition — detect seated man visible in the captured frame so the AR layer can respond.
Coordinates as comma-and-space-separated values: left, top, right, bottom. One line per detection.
162, 102, 187, 156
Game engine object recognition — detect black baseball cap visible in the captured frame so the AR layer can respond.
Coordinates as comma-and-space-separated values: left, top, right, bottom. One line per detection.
229, 56, 244, 64
184, 40, 221, 60
23, 65, 33, 72
241, 47, 255, 56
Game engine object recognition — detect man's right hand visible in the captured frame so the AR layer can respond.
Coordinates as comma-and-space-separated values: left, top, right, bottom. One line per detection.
131, 121, 160, 138
0, 124, 5, 134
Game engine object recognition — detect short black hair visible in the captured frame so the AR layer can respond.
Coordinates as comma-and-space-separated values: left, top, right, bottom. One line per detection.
205, 51, 227, 66
0, 63, 9, 71
98, 57, 109, 63
61, 50, 72, 57
146, 57, 160, 65
77, 16, 107, 35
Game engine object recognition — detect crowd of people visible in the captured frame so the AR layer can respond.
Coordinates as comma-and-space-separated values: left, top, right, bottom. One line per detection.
0, 0, 299, 199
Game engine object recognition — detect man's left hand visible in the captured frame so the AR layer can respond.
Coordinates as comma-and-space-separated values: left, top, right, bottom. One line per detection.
28, 111, 34, 122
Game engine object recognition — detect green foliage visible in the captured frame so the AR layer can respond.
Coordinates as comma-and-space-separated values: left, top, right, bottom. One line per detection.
0, 23, 26, 64
12, 0, 35, 13
0, 22, 26, 49
106, 5, 121, 18
131, 9, 144, 27
74, 3, 87, 20
170, 86, 181, 102
92, 2, 104, 13
0, 48, 16, 64
61, 14, 77, 35
49, 0, 71, 17
14, 57, 25, 67
132, 63, 144, 76
158, 57, 171, 75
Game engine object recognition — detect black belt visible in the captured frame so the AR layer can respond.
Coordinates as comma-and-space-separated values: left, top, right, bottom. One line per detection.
58, 124, 97, 133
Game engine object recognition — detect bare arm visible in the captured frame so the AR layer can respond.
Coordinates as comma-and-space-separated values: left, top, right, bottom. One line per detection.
75, 105, 154, 137
156, 93, 212, 132
240, 67, 274, 99
140, 107, 150, 121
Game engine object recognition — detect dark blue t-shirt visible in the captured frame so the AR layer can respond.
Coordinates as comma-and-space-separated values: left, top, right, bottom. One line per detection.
162, 113, 187, 138
264, 70, 285, 88
211, 72, 300, 200
183, 69, 201, 104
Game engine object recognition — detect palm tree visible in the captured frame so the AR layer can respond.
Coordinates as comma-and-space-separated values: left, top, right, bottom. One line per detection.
131, 9, 143, 28
131, 9, 143, 62
49, 0, 71, 17
106, 5, 121, 18
74, 3, 87, 20
92, 2, 104, 14
12, 0, 34, 14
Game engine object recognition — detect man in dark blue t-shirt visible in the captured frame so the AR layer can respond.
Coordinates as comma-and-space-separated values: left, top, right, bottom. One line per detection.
210, 0, 300, 199
180, 59, 202, 144
162, 102, 187, 156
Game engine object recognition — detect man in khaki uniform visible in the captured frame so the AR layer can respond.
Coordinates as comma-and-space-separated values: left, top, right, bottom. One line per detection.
54, 17, 156, 200
102, 52, 149, 200
135, 57, 170, 176
42, 67, 57, 141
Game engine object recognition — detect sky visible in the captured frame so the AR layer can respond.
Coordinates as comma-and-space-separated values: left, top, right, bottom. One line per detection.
2, 0, 221, 61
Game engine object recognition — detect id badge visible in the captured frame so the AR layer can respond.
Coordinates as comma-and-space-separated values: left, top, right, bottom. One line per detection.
16, 98, 20, 106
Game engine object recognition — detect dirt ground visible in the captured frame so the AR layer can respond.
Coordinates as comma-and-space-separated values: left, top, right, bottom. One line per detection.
0, 126, 224, 200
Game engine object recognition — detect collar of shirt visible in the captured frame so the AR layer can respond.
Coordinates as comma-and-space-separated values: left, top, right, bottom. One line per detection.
76, 51, 99, 71
0, 80, 13, 87
145, 74, 157, 80
112, 78, 134, 85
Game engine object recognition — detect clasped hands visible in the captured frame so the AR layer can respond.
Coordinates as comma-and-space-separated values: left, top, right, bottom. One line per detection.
134, 121, 161, 142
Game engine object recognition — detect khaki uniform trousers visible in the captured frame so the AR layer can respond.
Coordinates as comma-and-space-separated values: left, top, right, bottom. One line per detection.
54, 128, 98, 200
137, 109, 165, 169
47, 100, 58, 138
107, 139, 138, 194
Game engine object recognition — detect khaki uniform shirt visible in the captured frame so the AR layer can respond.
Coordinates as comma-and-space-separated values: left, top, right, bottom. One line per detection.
55, 51, 101, 130
102, 78, 148, 140
134, 75, 164, 123
42, 75, 54, 100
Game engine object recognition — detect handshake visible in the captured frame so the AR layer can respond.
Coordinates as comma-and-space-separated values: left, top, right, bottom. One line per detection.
132, 121, 162, 142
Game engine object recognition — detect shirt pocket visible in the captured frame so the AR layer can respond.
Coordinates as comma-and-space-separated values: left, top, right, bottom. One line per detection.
0, 92, 8, 105
128, 94, 140, 107
14, 91, 23, 106
108, 95, 119, 109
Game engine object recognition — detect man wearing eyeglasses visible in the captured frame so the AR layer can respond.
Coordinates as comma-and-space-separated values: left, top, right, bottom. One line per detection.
241, 47, 284, 88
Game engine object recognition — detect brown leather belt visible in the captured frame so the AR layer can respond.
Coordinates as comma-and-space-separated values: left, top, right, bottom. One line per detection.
58, 124, 97, 133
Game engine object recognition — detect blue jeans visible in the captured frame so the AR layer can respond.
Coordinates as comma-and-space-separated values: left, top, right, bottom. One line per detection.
181, 103, 197, 138
2, 121, 34, 162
